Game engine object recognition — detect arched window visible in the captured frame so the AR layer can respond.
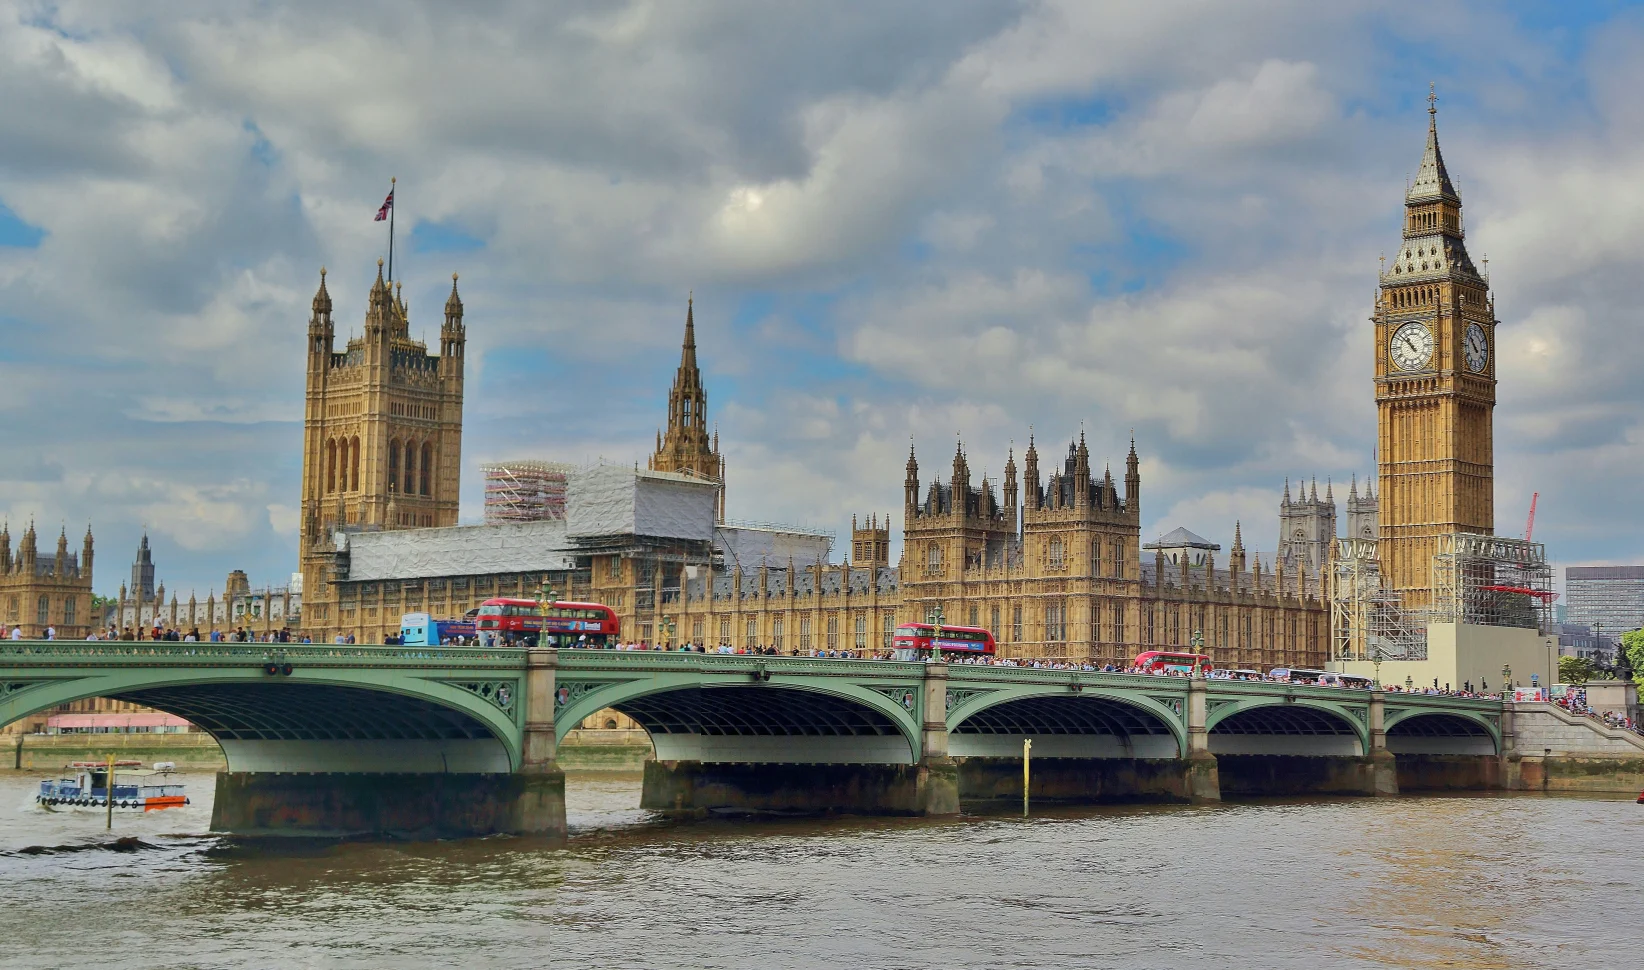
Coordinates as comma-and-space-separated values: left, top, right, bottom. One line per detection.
349, 438, 361, 492
37, 596, 50, 626
926, 543, 942, 571
403, 440, 417, 495
388, 440, 401, 493
420, 442, 433, 496
325, 439, 337, 493
1049, 537, 1065, 568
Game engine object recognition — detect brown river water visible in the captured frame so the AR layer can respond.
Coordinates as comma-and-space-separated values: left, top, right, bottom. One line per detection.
0, 769, 1640, 969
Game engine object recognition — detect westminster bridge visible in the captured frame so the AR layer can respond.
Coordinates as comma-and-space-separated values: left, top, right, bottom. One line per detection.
0, 641, 1510, 838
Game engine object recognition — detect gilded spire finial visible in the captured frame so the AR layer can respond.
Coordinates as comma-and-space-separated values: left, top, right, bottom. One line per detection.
1428, 82, 1438, 121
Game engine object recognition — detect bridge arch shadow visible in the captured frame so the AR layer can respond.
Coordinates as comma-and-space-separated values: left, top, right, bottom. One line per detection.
1385, 712, 1498, 756
3, 674, 520, 774
560, 681, 920, 765
1209, 704, 1365, 756
948, 693, 1183, 759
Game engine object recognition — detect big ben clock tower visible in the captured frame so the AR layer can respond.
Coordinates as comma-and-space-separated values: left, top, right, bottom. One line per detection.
1375, 90, 1496, 609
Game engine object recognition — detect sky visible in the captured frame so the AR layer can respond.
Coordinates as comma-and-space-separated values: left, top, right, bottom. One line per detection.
2, 0, 1643, 600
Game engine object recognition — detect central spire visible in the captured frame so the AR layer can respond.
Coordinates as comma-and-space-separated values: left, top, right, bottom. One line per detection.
1407, 83, 1458, 204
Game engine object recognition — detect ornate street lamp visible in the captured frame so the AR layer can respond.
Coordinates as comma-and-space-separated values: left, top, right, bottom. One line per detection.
661, 615, 676, 649
1369, 644, 1384, 689
1404, 674, 1414, 692
1190, 629, 1205, 677
1502, 663, 1512, 692
927, 604, 945, 664
537, 577, 558, 648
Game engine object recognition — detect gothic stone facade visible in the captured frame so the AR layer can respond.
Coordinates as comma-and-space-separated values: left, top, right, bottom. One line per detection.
293, 293, 1327, 670
0, 524, 94, 639
299, 262, 466, 639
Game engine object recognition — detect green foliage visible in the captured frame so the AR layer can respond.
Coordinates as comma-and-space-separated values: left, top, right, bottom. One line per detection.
90, 594, 116, 610
1621, 629, 1644, 685
1558, 654, 1595, 686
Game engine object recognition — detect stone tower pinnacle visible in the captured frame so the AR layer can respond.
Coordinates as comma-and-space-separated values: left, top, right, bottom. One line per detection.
649, 295, 726, 520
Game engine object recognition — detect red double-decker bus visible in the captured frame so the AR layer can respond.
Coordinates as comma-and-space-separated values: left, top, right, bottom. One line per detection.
891, 623, 996, 661
1132, 650, 1212, 674
472, 598, 620, 647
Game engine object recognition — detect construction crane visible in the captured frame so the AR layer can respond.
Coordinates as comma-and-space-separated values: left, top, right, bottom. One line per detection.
1524, 492, 1539, 542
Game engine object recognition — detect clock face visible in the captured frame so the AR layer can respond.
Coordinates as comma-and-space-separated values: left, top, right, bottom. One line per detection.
1464, 322, 1489, 373
1390, 321, 1434, 371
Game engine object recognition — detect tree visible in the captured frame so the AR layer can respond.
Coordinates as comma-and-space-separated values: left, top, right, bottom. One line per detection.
1559, 654, 1595, 686
1621, 629, 1644, 685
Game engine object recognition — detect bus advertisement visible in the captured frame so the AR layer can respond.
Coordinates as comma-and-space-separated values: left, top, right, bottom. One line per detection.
891, 623, 996, 661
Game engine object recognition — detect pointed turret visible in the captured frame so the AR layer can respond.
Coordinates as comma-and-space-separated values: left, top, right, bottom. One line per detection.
1024, 432, 1041, 511
20, 522, 37, 570
440, 272, 467, 368
81, 526, 93, 579
904, 439, 921, 519
1003, 445, 1019, 521
55, 527, 68, 576
1282, 478, 1292, 508
650, 294, 723, 517
1407, 88, 1459, 204
1124, 432, 1140, 514
0, 521, 10, 573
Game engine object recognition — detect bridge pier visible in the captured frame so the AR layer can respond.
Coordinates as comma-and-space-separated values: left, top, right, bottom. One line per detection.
639, 661, 959, 818
1185, 673, 1222, 803
1369, 690, 1399, 796
209, 647, 567, 841
510, 646, 568, 839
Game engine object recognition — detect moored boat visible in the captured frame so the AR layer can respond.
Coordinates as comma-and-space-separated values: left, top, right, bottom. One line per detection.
37, 761, 189, 810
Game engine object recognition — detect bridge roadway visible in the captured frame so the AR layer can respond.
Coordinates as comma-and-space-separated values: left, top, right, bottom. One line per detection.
0, 642, 1509, 839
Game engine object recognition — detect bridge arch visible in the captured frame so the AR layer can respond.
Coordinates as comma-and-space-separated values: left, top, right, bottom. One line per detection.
946, 687, 1185, 759
554, 674, 922, 765
1207, 700, 1367, 756
1384, 711, 1499, 756
0, 668, 523, 773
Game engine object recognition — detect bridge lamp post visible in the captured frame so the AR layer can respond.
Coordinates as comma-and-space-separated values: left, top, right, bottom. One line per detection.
1369, 644, 1385, 689
1190, 630, 1205, 677
661, 615, 676, 649
1405, 674, 1414, 692
927, 605, 945, 664
537, 578, 558, 648
1502, 664, 1512, 692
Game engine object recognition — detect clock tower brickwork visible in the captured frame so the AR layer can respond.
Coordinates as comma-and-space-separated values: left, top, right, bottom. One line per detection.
1374, 95, 1497, 609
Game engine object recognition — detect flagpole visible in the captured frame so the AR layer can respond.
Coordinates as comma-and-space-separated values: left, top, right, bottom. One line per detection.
387, 176, 396, 283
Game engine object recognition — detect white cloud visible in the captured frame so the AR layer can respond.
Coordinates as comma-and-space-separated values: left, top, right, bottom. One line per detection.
4, 0, 1644, 596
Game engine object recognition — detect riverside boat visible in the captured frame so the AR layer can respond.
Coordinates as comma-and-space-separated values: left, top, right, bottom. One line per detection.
37, 761, 189, 810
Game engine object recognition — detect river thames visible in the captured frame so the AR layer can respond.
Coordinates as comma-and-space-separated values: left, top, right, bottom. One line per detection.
1, 770, 1639, 969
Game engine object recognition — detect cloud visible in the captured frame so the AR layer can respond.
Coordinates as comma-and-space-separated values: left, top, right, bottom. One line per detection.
3, 0, 1644, 596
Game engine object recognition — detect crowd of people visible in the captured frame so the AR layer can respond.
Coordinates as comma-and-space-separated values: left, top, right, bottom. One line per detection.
1557, 687, 1644, 736
72, 625, 313, 643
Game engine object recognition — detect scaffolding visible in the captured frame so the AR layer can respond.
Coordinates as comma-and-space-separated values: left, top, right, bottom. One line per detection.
1429, 532, 1554, 633
481, 461, 576, 524
1330, 537, 1428, 663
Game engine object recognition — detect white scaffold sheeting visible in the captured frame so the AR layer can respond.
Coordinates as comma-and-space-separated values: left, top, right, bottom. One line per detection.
344, 520, 576, 581
566, 464, 718, 541
714, 526, 833, 568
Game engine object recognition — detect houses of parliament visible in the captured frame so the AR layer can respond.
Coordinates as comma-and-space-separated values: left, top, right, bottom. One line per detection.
291, 101, 1498, 673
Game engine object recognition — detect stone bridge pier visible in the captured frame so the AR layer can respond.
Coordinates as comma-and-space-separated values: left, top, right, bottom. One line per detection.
211, 647, 568, 840
635, 661, 960, 817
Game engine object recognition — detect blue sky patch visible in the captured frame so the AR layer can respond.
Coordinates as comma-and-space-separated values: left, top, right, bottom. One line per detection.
411, 221, 487, 254
0, 202, 44, 248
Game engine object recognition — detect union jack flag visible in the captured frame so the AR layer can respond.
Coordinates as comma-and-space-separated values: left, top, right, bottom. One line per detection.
374, 188, 394, 222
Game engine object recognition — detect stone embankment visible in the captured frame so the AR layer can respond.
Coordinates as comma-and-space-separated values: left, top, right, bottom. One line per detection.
1509, 702, 1644, 794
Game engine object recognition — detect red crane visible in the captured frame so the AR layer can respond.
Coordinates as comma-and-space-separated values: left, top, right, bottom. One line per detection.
1524, 492, 1539, 542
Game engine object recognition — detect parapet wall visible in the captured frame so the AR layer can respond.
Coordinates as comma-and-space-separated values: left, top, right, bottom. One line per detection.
1512, 703, 1644, 758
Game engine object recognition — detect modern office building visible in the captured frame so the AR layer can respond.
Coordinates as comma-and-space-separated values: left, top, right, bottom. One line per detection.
1564, 565, 1644, 645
